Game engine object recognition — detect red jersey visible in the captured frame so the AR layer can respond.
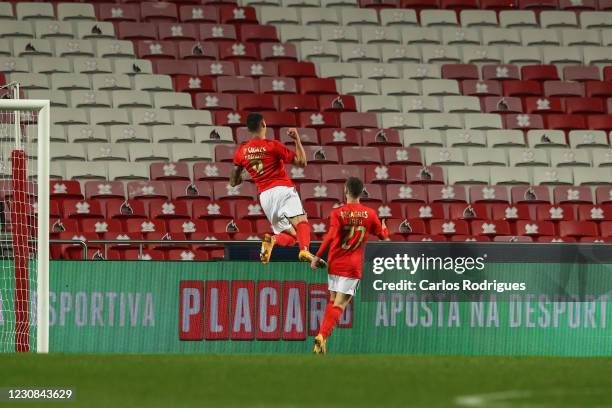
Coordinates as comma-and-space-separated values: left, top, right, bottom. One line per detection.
316, 203, 388, 279
233, 138, 296, 193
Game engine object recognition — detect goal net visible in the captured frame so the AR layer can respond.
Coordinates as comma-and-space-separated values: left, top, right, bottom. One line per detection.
0, 86, 50, 353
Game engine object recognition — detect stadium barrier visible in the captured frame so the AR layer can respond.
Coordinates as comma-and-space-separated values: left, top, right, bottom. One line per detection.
16, 243, 611, 355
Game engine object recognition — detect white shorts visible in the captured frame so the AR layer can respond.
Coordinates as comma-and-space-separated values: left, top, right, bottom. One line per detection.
328, 275, 360, 296
259, 186, 305, 235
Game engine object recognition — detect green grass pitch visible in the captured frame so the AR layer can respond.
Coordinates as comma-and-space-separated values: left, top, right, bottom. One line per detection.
1, 354, 611, 408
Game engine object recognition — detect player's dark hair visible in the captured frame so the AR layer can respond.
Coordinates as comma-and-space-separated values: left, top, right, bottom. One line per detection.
345, 177, 364, 199
246, 112, 264, 132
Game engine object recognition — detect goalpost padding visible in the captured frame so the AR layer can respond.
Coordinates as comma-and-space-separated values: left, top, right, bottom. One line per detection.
0, 99, 50, 353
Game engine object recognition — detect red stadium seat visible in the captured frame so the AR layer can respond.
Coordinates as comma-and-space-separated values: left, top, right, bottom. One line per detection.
341, 147, 382, 164
170, 181, 214, 200
480, 0, 517, 9
469, 185, 509, 203
362, 129, 402, 147
558, 221, 599, 238
279, 127, 319, 145
516, 220, 555, 236
535, 204, 576, 221
260, 43, 298, 61
298, 112, 340, 128
405, 202, 445, 219
503, 80, 543, 97
565, 97, 605, 115
563, 66, 600, 82
62, 200, 104, 219
278, 62, 317, 79
319, 95, 357, 112
149, 200, 190, 219
504, 113, 544, 130
449, 203, 489, 220
471, 220, 511, 236
81, 219, 122, 236
385, 219, 427, 237
321, 164, 364, 183
429, 219, 470, 236
106, 199, 148, 220
524, 97, 563, 114
299, 183, 343, 202
117, 22, 158, 40
340, 112, 378, 129
600, 222, 612, 237
299, 78, 338, 95
586, 81, 612, 97
195, 93, 236, 110
234, 201, 267, 220
214, 110, 247, 127
400, 0, 439, 9
127, 181, 169, 202
259, 111, 297, 128
158, 22, 198, 41
522, 65, 559, 81
210, 219, 252, 234
178, 42, 218, 60
218, 6, 258, 24
441, 64, 479, 80
554, 186, 593, 204
218, 42, 258, 61
361, 184, 384, 203
137, 40, 178, 60
278, 95, 318, 112
212, 181, 257, 201
482, 65, 520, 81
489, 203, 532, 221
386, 184, 427, 203
174, 75, 215, 93
178, 5, 218, 23
383, 147, 423, 165
200, 24, 237, 41
462, 80, 502, 97
577, 204, 612, 222
259, 77, 297, 94
596, 186, 612, 204
123, 249, 165, 261
406, 165, 445, 184
166, 249, 209, 261
536, 236, 576, 243
140, 2, 178, 22
97, 4, 140, 22
168, 219, 208, 234
545, 114, 587, 131
192, 199, 233, 220
483, 96, 523, 114
518, 0, 559, 8
320, 128, 360, 146
214, 144, 238, 163
157, 61, 198, 76
587, 115, 612, 131
511, 186, 551, 203
238, 61, 278, 77
364, 202, 405, 219
364, 165, 406, 184
544, 81, 585, 97
216, 76, 256, 94
427, 185, 467, 202
85, 181, 126, 201
285, 164, 322, 184
51, 180, 83, 200
126, 218, 167, 234
559, 0, 596, 8
51, 219, 79, 235
236, 94, 277, 111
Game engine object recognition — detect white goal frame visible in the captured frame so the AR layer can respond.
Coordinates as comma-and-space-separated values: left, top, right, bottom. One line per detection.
0, 99, 50, 353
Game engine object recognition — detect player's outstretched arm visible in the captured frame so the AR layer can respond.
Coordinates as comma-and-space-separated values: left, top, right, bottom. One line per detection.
229, 165, 244, 187
287, 128, 307, 168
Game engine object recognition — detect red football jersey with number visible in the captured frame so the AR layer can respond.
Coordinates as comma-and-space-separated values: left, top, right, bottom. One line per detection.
317, 203, 388, 279
233, 138, 296, 193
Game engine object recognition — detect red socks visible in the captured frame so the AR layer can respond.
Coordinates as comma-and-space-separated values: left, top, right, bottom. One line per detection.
273, 232, 296, 247
319, 303, 342, 339
295, 221, 311, 252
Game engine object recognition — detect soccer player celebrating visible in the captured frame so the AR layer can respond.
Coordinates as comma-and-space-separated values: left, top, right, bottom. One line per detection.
311, 177, 388, 354
231, 113, 325, 267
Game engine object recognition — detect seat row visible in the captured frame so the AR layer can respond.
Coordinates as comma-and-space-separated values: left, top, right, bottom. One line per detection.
297, 43, 612, 65
49, 179, 612, 205
0, 3, 252, 25
260, 8, 612, 28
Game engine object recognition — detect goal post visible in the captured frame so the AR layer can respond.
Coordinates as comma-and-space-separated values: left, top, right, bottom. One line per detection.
0, 98, 50, 353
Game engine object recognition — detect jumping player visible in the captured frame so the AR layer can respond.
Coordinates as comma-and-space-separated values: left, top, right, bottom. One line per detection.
311, 177, 388, 354
230, 112, 325, 267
